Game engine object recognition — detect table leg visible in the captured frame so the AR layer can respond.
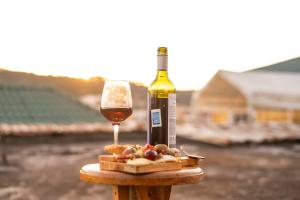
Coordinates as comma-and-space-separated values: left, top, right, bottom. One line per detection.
112, 185, 172, 200
112, 185, 129, 200
135, 186, 172, 200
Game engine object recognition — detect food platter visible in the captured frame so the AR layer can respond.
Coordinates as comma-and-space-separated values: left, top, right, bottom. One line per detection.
99, 155, 200, 174
99, 144, 202, 174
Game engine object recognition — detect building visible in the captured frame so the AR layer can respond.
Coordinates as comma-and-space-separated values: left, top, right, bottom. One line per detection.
0, 85, 109, 135
191, 70, 300, 125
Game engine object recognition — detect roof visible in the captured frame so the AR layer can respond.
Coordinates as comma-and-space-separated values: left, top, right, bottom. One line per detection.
0, 85, 108, 134
218, 70, 300, 110
250, 57, 300, 73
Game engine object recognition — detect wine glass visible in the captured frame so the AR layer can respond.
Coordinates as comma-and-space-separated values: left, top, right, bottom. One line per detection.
100, 80, 133, 145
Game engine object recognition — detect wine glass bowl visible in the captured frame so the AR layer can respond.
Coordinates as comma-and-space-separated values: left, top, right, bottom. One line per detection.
100, 80, 133, 145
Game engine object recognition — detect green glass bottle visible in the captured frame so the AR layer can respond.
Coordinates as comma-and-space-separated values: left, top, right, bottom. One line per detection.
147, 47, 176, 147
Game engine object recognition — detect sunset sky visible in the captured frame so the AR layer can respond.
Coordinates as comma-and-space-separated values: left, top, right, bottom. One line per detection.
0, 0, 299, 90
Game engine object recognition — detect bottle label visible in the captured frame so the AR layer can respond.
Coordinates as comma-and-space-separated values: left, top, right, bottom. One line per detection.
147, 94, 150, 143
157, 55, 168, 70
151, 109, 162, 127
168, 93, 176, 147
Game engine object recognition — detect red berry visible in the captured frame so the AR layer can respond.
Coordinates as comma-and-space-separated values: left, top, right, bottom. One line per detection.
145, 144, 155, 149
142, 144, 155, 152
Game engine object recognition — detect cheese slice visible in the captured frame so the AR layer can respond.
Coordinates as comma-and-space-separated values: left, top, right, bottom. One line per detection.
126, 155, 177, 166
155, 155, 177, 163
127, 158, 154, 166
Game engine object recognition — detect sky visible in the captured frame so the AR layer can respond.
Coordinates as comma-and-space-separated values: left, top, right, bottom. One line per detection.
0, 0, 299, 90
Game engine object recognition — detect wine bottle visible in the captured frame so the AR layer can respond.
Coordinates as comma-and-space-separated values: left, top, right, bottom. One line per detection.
147, 47, 176, 147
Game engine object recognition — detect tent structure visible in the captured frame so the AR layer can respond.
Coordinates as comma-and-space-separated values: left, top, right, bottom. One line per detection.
192, 70, 300, 125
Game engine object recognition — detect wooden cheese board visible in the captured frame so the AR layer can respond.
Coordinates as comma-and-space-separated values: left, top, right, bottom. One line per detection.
99, 155, 200, 174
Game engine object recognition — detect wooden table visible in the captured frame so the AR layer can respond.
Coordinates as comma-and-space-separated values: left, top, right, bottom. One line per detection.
80, 163, 205, 200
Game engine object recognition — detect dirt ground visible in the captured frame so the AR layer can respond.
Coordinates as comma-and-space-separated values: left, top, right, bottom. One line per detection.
0, 133, 299, 200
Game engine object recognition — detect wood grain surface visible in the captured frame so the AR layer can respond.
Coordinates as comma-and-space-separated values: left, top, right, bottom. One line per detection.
80, 163, 205, 186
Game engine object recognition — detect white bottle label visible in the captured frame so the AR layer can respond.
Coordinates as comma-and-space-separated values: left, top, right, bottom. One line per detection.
157, 55, 168, 70
168, 93, 176, 147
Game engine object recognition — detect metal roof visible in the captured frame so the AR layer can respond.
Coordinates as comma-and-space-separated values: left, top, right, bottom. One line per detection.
0, 85, 105, 124
219, 70, 300, 110
250, 57, 300, 73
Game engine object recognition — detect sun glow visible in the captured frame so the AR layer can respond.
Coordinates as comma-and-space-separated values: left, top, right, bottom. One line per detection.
0, 0, 299, 90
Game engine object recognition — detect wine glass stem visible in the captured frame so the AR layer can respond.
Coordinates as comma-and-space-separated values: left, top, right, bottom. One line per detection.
113, 124, 119, 145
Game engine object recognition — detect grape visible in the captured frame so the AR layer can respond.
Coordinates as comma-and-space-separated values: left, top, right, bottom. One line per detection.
144, 150, 158, 160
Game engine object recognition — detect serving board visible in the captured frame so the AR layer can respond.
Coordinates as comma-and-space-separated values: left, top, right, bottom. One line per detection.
99, 155, 199, 174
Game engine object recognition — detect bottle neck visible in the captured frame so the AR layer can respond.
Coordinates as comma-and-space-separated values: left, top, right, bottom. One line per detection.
156, 70, 168, 79
157, 55, 168, 71
157, 54, 168, 79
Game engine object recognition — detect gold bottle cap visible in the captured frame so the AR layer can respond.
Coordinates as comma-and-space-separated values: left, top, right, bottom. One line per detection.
157, 47, 168, 56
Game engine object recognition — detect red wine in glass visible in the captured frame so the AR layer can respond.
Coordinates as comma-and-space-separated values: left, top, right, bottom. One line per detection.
100, 80, 133, 145
100, 107, 132, 125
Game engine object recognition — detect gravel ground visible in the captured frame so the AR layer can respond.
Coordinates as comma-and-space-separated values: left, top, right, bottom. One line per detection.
0, 133, 299, 200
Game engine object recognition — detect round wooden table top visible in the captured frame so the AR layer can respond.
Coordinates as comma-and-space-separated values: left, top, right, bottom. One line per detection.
80, 163, 205, 186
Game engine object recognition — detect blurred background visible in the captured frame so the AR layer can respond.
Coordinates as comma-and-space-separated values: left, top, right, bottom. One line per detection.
0, 0, 299, 199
